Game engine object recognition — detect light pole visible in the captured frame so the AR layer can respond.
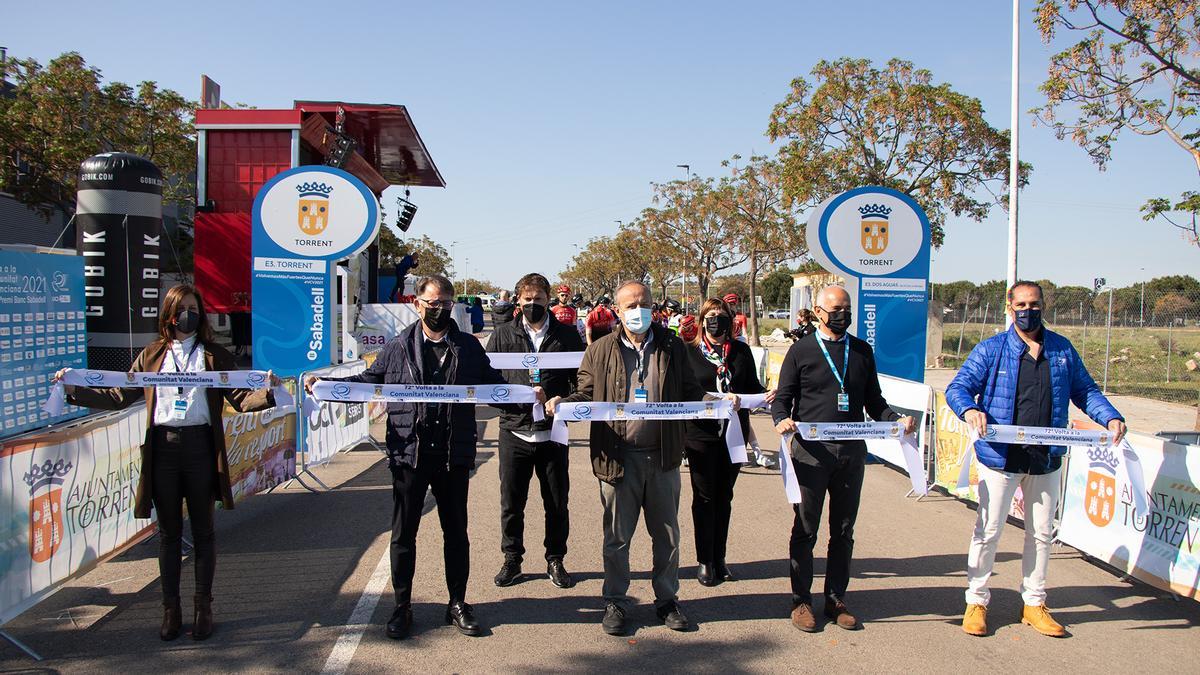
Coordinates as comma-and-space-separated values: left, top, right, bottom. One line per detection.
464, 257, 471, 295
1006, 0, 1021, 323
676, 165, 690, 305
1139, 267, 1146, 326
449, 240, 459, 281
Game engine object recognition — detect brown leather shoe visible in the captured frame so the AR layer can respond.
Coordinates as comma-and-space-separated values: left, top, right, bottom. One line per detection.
823, 597, 860, 630
1022, 604, 1066, 637
192, 594, 214, 641
962, 604, 988, 636
790, 603, 819, 633
160, 598, 182, 641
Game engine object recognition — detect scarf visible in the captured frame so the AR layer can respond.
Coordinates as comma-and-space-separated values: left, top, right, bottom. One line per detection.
700, 334, 732, 393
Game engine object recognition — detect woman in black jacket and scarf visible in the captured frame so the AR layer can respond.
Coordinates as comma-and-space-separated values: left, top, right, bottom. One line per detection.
683, 297, 772, 586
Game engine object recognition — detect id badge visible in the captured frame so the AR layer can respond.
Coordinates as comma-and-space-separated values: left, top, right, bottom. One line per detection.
529, 368, 541, 384
172, 398, 188, 421
837, 392, 850, 412
634, 388, 649, 403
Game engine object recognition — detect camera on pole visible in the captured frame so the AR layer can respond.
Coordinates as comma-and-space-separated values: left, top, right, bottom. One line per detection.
1093, 277, 1106, 292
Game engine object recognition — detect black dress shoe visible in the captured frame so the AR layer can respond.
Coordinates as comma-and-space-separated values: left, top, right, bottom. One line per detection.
494, 559, 523, 587
696, 563, 719, 587
716, 561, 734, 582
602, 602, 627, 636
445, 601, 481, 636
386, 604, 414, 640
547, 559, 574, 589
656, 601, 690, 631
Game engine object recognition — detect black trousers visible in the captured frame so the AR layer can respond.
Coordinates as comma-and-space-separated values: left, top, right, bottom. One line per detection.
390, 457, 470, 606
151, 424, 217, 602
788, 452, 865, 605
498, 429, 570, 563
685, 437, 740, 566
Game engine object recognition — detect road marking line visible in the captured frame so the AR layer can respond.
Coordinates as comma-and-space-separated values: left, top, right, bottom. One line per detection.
321, 546, 391, 675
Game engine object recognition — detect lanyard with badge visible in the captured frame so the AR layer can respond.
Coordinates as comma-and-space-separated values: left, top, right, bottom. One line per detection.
168, 340, 201, 420
632, 341, 650, 403
814, 331, 850, 412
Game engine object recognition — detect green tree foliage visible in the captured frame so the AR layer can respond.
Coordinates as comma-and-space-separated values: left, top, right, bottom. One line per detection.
768, 57, 1026, 246
0, 51, 196, 214
379, 230, 453, 277
642, 177, 746, 298
1033, 1, 1200, 246
759, 267, 796, 307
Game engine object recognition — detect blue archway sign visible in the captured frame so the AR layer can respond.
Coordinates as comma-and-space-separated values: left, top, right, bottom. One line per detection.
806, 186, 932, 382
250, 166, 379, 377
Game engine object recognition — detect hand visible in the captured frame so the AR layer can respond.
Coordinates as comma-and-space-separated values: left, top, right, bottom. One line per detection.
898, 415, 916, 435
52, 368, 75, 395
304, 376, 319, 394
533, 386, 547, 405
724, 393, 740, 410
545, 395, 562, 416
764, 389, 777, 404
964, 409, 987, 438
775, 418, 797, 435
267, 370, 281, 388
1108, 418, 1127, 446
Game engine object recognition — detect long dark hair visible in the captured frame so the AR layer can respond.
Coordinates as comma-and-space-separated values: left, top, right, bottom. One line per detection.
158, 284, 215, 344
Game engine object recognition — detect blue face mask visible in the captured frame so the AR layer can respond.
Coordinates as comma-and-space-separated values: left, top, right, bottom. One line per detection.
623, 307, 653, 334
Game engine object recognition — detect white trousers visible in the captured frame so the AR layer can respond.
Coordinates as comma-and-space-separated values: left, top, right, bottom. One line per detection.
965, 463, 1061, 607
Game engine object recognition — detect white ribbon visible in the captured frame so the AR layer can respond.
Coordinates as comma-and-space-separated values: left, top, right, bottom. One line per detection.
796, 421, 926, 495
487, 352, 585, 370
309, 381, 545, 421
957, 423, 1124, 494
550, 400, 741, 458
779, 434, 803, 504
44, 368, 292, 416
703, 392, 768, 463
708, 392, 769, 410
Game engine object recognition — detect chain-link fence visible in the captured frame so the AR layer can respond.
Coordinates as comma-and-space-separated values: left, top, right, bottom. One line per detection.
935, 278, 1200, 407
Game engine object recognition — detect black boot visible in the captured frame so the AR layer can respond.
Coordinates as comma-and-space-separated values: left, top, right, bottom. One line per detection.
445, 601, 481, 636
160, 597, 182, 641
386, 604, 414, 640
696, 563, 718, 587
192, 594, 213, 641
716, 561, 735, 582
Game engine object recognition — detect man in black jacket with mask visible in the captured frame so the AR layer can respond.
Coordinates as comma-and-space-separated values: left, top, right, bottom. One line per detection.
305, 275, 542, 641
488, 273, 584, 589
771, 285, 914, 634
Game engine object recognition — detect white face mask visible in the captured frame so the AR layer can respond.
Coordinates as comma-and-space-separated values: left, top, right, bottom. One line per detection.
623, 307, 653, 334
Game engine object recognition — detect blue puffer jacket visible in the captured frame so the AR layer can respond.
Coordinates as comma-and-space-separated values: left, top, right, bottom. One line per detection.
945, 325, 1123, 469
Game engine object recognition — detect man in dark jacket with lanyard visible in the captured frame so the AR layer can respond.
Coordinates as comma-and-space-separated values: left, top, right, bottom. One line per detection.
946, 281, 1124, 639
771, 285, 914, 633
306, 275, 542, 641
488, 272, 584, 589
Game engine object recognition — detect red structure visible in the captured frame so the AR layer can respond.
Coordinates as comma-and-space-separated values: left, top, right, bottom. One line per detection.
193, 102, 445, 313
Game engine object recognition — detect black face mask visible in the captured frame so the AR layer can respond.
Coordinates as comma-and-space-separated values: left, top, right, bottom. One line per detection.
423, 306, 452, 332
1014, 308, 1043, 333
704, 314, 731, 338
823, 309, 852, 335
175, 310, 200, 335
522, 302, 547, 324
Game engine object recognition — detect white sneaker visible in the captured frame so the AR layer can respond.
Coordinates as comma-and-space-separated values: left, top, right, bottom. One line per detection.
755, 450, 779, 470
682, 456, 689, 467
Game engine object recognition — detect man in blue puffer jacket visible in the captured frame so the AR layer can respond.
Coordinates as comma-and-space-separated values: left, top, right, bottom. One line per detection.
946, 281, 1125, 639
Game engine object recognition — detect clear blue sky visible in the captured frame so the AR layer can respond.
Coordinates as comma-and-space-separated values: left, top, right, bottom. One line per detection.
5, 1, 1193, 291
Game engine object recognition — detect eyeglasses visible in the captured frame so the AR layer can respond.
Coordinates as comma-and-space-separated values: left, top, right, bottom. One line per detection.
418, 298, 453, 310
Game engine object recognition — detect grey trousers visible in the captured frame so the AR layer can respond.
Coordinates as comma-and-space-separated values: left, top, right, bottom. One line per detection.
598, 449, 681, 608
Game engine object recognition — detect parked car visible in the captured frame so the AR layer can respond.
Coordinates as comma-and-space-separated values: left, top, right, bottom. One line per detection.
766, 309, 790, 319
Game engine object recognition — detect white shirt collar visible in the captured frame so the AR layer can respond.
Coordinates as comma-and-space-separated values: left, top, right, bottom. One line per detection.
523, 317, 549, 340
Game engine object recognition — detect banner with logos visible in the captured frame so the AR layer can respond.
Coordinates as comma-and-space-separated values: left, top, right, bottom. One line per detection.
224, 404, 298, 503
806, 187, 931, 381
251, 166, 380, 377
1058, 432, 1200, 599
301, 361, 370, 468
0, 408, 154, 625
0, 248, 88, 439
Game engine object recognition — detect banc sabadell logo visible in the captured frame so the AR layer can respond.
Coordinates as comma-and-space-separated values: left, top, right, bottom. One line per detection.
254, 166, 379, 261
814, 187, 928, 277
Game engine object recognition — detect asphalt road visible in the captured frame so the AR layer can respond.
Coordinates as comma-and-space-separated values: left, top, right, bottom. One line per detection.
2, 410, 1197, 673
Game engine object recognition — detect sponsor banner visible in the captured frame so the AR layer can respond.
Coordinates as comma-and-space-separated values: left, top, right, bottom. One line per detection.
252, 166, 380, 377
302, 361, 370, 468
1058, 432, 1200, 599
0, 248, 88, 439
354, 302, 471, 348
933, 390, 982, 502
223, 405, 298, 503
764, 352, 786, 391
0, 408, 155, 624
806, 186, 932, 381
